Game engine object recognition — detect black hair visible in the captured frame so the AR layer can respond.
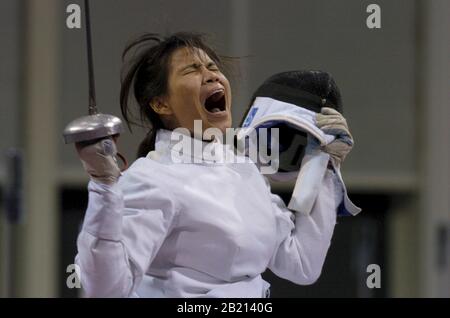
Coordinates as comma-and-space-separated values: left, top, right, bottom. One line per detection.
120, 32, 228, 158
240, 70, 343, 126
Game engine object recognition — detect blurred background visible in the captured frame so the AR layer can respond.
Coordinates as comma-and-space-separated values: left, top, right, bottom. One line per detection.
0, 0, 449, 298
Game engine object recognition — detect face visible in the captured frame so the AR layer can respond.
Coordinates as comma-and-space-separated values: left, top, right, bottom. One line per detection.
154, 47, 232, 137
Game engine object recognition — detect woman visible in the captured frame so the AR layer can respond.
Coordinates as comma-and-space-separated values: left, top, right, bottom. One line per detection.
74, 32, 354, 297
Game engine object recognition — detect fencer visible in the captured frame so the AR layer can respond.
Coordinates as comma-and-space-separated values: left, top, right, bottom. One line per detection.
73, 33, 359, 298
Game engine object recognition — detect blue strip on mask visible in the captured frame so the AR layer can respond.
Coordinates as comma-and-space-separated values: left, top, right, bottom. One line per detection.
243, 107, 259, 128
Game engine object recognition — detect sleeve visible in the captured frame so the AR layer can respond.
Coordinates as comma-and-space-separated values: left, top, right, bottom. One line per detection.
75, 168, 179, 297
267, 168, 340, 285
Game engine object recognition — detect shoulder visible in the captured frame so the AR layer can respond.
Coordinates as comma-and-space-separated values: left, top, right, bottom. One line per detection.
120, 157, 174, 184
117, 157, 181, 212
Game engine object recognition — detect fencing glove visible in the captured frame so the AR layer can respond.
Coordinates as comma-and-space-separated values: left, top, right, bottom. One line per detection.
75, 137, 121, 185
316, 107, 354, 167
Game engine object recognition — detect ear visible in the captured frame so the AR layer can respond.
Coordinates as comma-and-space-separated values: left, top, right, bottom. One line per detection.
150, 97, 173, 115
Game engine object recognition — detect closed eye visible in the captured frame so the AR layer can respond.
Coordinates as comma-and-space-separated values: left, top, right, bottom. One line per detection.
181, 63, 201, 75
181, 62, 220, 75
207, 62, 220, 71
183, 69, 197, 75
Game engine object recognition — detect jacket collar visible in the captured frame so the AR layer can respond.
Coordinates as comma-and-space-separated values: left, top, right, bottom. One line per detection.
153, 128, 235, 164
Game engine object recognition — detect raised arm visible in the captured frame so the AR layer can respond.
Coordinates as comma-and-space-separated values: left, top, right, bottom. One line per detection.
74, 139, 178, 297
267, 167, 340, 285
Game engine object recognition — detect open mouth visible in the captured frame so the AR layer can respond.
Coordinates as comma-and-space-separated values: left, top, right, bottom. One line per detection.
203, 90, 226, 114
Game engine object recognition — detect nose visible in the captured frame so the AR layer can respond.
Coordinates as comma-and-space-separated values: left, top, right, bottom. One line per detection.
202, 67, 220, 84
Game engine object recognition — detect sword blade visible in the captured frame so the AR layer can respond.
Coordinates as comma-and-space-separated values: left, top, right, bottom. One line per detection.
84, 0, 98, 115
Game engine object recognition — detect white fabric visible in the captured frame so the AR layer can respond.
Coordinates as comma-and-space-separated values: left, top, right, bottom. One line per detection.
241, 96, 335, 146
240, 97, 361, 216
287, 137, 331, 215
75, 128, 342, 298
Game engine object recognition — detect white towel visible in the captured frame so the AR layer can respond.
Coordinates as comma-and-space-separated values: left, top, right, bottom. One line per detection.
241, 96, 361, 216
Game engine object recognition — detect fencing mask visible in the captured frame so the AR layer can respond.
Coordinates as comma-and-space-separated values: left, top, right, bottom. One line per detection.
239, 70, 342, 181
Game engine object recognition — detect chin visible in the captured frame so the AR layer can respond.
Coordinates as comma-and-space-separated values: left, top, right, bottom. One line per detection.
211, 117, 232, 133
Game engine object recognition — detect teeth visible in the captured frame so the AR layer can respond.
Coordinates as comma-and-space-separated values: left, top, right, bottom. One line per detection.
207, 89, 224, 100
203, 88, 225, 114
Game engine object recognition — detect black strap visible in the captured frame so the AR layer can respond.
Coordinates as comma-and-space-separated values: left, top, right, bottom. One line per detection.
253, 82, 335, 112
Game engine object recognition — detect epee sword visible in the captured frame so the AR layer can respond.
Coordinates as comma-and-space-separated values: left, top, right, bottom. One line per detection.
63, 0, 123, 144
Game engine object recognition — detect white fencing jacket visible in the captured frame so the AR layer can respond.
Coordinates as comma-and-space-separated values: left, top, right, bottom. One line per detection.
76, 128, 344, 298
